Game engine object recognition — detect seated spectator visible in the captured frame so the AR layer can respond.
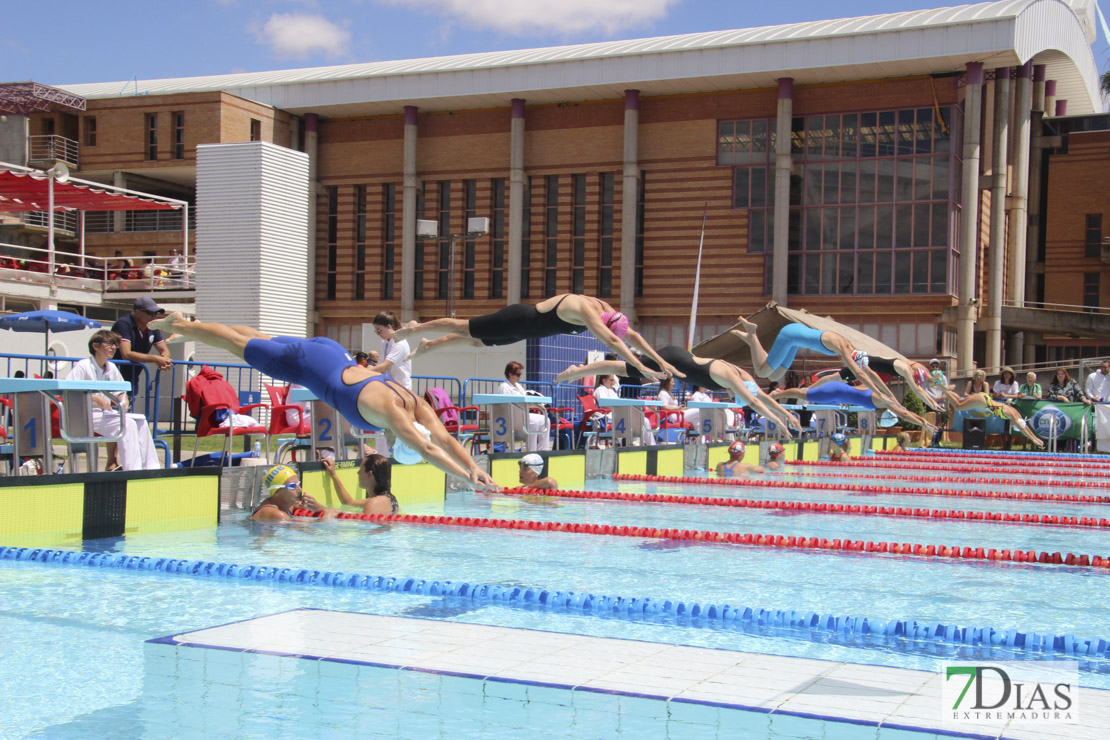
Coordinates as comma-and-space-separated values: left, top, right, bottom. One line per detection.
1085, 360, 1110, 402
964, 369, 989, 398
354, 352, 370, 367
322, 456, 398, 515
65, 330, 161, 471
992, 367, 1020, 400
1019, 372, 1042, 399
1048, 367, 1092, 405
498, 361, 550, 452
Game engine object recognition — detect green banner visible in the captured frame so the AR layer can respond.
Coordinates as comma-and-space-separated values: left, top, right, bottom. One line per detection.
1012, 399, 1093, 441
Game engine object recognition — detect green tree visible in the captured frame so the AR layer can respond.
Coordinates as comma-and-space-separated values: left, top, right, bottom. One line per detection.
900, 388, 926, 431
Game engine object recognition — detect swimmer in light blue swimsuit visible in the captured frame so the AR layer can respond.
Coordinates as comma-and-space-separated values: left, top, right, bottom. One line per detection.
149, 313, 500, 490
730, 316, 896, 402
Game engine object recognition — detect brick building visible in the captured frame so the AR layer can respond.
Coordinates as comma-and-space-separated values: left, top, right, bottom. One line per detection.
3, 0, 1105, 374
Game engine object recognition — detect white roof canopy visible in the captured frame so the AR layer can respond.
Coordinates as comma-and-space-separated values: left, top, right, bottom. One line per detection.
60, 0, 1103, 117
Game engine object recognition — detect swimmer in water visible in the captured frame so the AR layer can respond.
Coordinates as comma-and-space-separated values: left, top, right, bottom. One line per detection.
322, 456, 399, 515
715, 441, 764, 477
150, 313, 499, 491
394, 294, 681, 381
763, 442, 787, 471
251, 464, 337, 522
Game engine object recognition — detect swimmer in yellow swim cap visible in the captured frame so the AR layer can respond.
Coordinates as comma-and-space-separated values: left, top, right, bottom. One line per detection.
252, 464, 336, 522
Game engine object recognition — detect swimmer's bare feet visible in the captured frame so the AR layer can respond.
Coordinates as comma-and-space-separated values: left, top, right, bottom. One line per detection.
735, 316, 759, 333
149, 311, 184, 332
404, 337, 433, 362
393, 320, 420, 340
555, 364, 584, 384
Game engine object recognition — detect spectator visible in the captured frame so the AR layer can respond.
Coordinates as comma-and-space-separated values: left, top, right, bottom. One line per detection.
592, 374, 619, 429
354, 352, 370, 367
110, 250, 134, 280
1048, 367, 1092, 405
111, 297, 173, 397
66, 329, 161, 471
498, 361, 550, 452
321, 456, 398, 515
992, 367, 1020, 400
1019, 372, 1042, 399
168, 248, 185, 285
369, 311, 411, 389
963, 369, 989, 398
1085, 360, 1110, 402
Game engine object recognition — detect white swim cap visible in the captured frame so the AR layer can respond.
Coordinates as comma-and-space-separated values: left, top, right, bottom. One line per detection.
519, 453, 544, 473
392, 423, 431, 465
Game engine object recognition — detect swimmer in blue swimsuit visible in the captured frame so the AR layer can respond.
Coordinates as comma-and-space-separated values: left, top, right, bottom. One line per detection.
771, 381, 936, 434
730, 317, 894, 403
393, 294, 683, 382
555, 346, 802, 432
936, 387, 1044, 447
715, 441, 764, 477
149, 313, 500, 490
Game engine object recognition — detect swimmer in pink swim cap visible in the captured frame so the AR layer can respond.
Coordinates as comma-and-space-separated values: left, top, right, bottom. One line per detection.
395, 294, 683, 382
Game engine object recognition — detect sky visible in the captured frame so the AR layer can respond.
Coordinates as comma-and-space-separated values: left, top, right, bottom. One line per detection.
5, 0, 1106, 88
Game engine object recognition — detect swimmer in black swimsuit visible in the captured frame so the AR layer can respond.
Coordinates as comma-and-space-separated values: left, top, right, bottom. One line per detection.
555, 346, 802, 432
150, 313, 500, 490
394, 294, 683, 382
936, 387, 1044, 447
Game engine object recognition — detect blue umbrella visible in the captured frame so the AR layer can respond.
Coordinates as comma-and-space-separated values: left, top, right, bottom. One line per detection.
0, 309, 102, 356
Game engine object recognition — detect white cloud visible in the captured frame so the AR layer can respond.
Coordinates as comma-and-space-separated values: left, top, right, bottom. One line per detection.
254, 13, 351, 58
383, 0, 677, 36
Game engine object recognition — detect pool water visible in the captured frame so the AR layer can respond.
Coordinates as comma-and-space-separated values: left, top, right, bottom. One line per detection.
3, 465, 1108, 737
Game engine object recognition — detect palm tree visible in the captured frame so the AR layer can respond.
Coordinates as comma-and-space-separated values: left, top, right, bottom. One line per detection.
1102, 69, 1110, 99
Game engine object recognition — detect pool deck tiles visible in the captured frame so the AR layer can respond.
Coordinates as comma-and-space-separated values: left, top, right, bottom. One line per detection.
165, 608, 1107, 740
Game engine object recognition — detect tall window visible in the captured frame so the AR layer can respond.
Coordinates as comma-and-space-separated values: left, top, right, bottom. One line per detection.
463, 179, 477, 299
490, 178, 505, 299
521, 177, 532, 299
722, 107, 956, 297
599, 172, 615, 298
172, 112, 185, 159
1085, 214, 1102, 259
84, 117, 97, 147
249, 119, 261, 142
635, 174, 646, 298
571, 174, 587, 294
144, 113, 158, 161
1084, 272, 1100, 312
354, 185, 366, 300
414, 182, 425, 300
381, 184, 396, 300
436, 181, 451, 300
326, 186, 338, 300
544, 175, 559, 297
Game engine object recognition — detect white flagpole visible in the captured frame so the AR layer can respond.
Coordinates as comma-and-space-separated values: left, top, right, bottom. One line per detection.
687, 203, 709, 351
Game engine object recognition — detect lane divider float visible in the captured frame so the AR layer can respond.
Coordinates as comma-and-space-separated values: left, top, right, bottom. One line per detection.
291, 508, 1110, 571
2, 545, 1106, 662
797, 458, 1110, 480
878, 449, 1110, 465
495, 486, 1110, 530
768, 467, 1110, 490
613, 473, 1110, 506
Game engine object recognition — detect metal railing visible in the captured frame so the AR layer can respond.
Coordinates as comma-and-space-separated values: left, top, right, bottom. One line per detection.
8, 211, 80, 233
84, 209, 196, 234
0, 242, 196, 292
27, 135, 79, 169
1003, 298, 1110, 317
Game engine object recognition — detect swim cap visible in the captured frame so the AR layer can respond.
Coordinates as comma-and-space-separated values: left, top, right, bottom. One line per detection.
262, 464, 298, 492
601, 311, 629, 340
851, 350, 870, 368
519, 453, 544, 473
728, 441, 746, 458
912, 366, 928, 387
831, 432, 848, 447
768, 442, 785, 456
392, 423, 432, 465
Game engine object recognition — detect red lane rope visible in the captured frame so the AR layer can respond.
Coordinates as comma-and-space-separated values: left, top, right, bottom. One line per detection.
779, 467, 1110, 490
496, 486, 1110, 530
875, 450, 1110, 468
292, 508, 1110, 571
612, 473, 1110, 506
795, 458, 1110, 479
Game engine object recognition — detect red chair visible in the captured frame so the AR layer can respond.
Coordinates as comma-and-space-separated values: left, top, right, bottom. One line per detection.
577, 394, 612, 448
264, 384, 311, 462
186, 370, 269, 466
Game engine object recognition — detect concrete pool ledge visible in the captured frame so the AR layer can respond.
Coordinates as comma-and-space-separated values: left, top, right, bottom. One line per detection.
158, 608, 1110, 739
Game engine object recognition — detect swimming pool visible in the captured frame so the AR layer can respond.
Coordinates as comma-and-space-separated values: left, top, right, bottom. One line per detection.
3, 454, 1108, 737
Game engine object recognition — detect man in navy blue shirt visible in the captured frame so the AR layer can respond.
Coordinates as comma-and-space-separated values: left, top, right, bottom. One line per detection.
112, 296, 173, 396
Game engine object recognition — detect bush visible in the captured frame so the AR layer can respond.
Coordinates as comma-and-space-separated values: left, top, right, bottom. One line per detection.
900, 388, 925, 431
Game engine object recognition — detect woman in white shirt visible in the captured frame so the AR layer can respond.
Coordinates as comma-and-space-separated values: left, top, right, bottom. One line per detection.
594, 374, 655, 445
992, 367, 1020, 400
370, 311, 412, 389
497, 361, 550, 452
66, 329, 161, 470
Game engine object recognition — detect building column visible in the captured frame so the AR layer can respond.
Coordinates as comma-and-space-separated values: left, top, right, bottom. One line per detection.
304, 113, 319, 333
289, 115, 302, 151
1055, 100, 1067, 116
619, 89, 640, 322
1015, 65, 1047, 366
957, 63, 984, 377
507, 99, 526, 305
986, 67, 1010, 373
113, 172, 127, 232
1007, 62, 1033, 311
401, 106, 419, 322
1044, 80, 1057, 117
772, 78, 793, 306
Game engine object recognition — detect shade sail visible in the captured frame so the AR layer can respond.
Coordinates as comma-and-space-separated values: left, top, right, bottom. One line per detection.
0, 169, 180, 212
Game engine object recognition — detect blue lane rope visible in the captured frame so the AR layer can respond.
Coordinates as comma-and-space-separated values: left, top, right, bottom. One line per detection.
2, 545, 1107, 665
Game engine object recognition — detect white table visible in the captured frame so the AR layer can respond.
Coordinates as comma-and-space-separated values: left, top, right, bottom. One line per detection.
591, 397, 663, 447
471, 393, 553, 451
0, 377, 130, 474
685, 399, 738, 438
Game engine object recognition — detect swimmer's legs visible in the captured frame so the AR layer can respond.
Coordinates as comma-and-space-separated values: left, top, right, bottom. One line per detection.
1001, 405, 1044, 447
149, 312, 269, 360
405, 334, 483, 362
555, 361, 628, 384
393, 317, 469, 342
708, 360, 801, 430
730, 326, 786, 380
